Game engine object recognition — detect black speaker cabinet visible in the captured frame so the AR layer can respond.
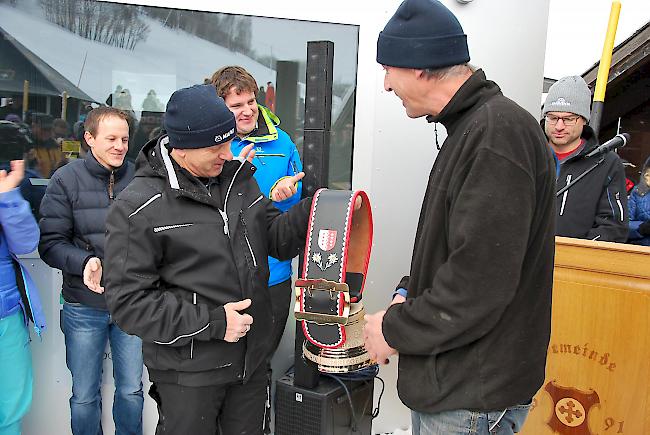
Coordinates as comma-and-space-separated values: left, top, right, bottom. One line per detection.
304, 41, 334, 131
276, 60, 299, 142
275, 372, 373, 435
301, 129, 330, 198
301, 40, 334, 199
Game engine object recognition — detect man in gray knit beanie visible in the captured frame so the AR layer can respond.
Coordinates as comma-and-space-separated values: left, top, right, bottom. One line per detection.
542, 76, 591, 153
543, 75, 591, 122
542, 75, 628, 242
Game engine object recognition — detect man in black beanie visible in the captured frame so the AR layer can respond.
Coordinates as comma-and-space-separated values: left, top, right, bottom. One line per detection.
103, 84, 310, 434
363, 1, 556, 433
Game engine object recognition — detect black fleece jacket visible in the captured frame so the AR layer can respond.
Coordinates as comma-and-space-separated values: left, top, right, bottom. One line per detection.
382, 70, 556, 413
103, 137, 310, 386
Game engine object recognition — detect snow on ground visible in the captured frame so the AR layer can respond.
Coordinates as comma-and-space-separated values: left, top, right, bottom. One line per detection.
0, 1, 276, 110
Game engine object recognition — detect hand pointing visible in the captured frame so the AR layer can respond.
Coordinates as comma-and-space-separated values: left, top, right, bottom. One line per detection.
271, 172, 305, 202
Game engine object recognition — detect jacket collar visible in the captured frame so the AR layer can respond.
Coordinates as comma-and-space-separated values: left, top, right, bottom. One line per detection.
84, 149, 129, 180
426, 69, 501, 135
236, 105, 280, 144
137, 136, 255, 204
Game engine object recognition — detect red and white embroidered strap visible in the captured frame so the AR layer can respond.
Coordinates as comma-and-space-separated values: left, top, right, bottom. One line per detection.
295, 189, 373, 348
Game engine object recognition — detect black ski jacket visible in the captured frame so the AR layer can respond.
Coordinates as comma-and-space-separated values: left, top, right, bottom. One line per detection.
104, 136, 310, 386
552, 125, 628, 242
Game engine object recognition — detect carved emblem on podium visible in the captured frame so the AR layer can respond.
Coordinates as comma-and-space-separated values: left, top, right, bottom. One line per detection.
544, 381, 600, 434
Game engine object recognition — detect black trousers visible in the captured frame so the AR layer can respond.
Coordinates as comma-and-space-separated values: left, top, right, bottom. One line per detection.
268, 279, 292, 357
149, 365, 268, 435
265, 279, 293, 433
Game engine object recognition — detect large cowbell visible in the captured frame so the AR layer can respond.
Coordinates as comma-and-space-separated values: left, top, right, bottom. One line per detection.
294, 189, 373, 373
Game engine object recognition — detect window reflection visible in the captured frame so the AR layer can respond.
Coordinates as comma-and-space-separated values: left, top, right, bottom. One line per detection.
0, 0, 358, 219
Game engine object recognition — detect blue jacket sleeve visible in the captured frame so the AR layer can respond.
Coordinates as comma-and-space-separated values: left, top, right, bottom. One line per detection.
627, 191, 644, 240
38, 174, 92, 276
0, 188, 39, 255
273, 142, 303, 211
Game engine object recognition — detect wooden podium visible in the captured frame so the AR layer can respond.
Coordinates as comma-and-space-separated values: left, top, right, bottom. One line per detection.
521, 237, 650, 435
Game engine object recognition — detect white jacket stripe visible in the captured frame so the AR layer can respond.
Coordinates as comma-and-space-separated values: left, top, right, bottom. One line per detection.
159, 137, 180, 190
153, 223, 193, 233
129, 194, 162, 218
153, 323, 210, 345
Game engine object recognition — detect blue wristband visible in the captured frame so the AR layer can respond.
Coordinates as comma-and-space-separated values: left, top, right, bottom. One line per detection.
392, 287, 408, 300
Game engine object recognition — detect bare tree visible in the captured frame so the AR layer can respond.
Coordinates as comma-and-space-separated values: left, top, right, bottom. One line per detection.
143, 8, 253, 56
232, 16, 252, 53
39, 0, 149, 50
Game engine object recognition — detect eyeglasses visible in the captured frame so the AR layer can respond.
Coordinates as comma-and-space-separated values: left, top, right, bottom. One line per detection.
545, 115, 581, 126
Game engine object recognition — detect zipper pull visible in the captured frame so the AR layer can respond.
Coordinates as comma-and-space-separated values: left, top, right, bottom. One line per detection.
615, 192, 624, 221
109, 171, 115, 200
219, 210, 229, 236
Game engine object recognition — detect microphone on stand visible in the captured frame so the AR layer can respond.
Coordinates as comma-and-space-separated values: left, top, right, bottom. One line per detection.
586, 133, 630, 158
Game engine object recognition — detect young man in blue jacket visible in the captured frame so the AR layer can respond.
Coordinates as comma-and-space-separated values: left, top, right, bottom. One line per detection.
0, 159, 45, 435
211, 66, 305, 356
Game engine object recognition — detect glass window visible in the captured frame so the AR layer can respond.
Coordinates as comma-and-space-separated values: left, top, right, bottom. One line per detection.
0, 0, 359, 217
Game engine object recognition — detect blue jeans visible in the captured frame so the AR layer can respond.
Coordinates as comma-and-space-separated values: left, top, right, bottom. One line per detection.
62, 303, 144, 435
412, 402, 531, 435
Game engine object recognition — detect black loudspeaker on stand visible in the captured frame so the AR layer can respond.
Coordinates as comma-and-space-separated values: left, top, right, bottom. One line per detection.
300, 40, 334, 199
294, 40, 335, 390
273, 40, 374, 435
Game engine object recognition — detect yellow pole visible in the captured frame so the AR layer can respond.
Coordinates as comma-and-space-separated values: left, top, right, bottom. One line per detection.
22, 80, 29, 121
590, 0, 621, 137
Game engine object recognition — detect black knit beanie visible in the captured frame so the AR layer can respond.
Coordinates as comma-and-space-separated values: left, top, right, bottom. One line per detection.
164, 84, 236, 149
377, 0, 470, 69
